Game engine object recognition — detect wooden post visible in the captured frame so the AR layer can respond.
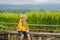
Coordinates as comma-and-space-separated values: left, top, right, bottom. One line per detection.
8, 34, 11, 40
35, 36, 40, 40
31, 34, 35, 40
10, 35, 16, 40
39, 37, 42, 40
46, 37, 51, 40
41, 36, 46, 40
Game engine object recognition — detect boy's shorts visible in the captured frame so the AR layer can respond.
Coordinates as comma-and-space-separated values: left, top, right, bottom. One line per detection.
18, 31, 29, 37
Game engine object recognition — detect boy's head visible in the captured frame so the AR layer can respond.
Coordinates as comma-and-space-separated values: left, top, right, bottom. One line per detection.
20, 14, 27, 21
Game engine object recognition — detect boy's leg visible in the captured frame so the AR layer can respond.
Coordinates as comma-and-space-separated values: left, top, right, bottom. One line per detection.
19, 35, 24, 40
18, 31, 24, 40
27, 34, 31, 40
24, 32, 31, 40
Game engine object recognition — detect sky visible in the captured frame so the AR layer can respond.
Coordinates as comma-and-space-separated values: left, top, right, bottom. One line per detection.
0, 0, 60, 5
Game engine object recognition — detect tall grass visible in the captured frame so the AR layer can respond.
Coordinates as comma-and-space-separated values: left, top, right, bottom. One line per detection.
26, 11, 60, 25
0, 13, 20, 23
0, 11, 60, 31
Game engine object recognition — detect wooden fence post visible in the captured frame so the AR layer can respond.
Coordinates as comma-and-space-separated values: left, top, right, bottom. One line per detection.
8, 34, 11, 40
41, 36, 46, 40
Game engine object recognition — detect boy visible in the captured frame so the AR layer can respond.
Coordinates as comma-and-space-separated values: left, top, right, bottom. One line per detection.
17, 14, 30, 40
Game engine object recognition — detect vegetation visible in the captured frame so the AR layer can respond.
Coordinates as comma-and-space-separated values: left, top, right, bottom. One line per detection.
0, 11, 60, 32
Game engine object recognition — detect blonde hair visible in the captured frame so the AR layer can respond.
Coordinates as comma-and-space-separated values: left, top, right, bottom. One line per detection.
20, 14, 27, 19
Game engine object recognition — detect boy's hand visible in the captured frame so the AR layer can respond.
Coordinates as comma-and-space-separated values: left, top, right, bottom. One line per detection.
26, 29, 29, 32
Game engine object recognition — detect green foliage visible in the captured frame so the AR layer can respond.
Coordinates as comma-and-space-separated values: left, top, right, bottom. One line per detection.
26, 11, 60, 25
0, 11, 60, 32
0, 13, 20, 23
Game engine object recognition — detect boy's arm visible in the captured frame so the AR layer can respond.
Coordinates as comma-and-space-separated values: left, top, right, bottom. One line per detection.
26, 24, 29, 32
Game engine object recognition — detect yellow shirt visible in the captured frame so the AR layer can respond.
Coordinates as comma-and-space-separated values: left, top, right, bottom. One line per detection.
18, 20, 28, 31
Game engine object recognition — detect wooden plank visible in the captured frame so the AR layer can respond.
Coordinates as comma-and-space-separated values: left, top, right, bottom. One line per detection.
8, 31, 60, 36
0, 22, 60, 26
29, 24, 60, 26
0, 31, 60, 40
4, 31, 60, 40
0, 26, 9, 28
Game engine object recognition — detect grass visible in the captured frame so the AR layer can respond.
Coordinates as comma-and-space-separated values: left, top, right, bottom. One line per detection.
0, 11, 60, 32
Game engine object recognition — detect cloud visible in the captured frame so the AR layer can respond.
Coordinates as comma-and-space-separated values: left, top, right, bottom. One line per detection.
0, 0, 31, 5
50, 0, 60, 4
33, 0, 50, 3
0, 0, 60, 5
31, 0, 60, 4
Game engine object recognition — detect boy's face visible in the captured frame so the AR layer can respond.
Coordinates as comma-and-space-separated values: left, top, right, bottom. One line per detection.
21, 17, 26, 21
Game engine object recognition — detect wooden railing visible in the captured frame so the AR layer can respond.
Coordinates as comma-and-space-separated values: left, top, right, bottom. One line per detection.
0, 31, 60, 40
0, 22, 60, 40
0, 22, 60, 26
0, 22, 60, 32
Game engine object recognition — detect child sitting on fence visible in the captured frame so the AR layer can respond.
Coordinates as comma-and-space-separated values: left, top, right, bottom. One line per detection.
17, 14, 30, 40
